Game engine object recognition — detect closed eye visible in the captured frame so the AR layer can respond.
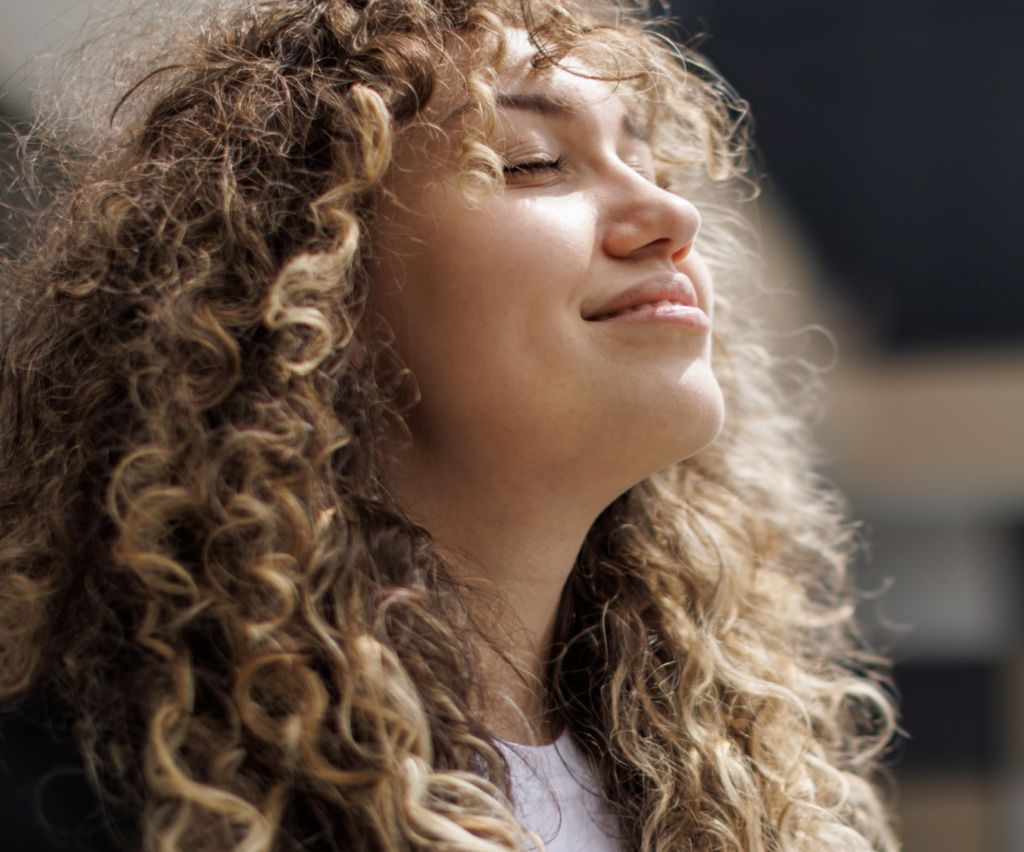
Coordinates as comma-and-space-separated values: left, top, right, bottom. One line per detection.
503, 154, 568, 179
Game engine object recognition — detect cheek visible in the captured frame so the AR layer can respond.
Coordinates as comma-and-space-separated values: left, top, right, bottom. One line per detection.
485, 200, 596, 281
374, 215, 589, 439
395, 199, 593, 342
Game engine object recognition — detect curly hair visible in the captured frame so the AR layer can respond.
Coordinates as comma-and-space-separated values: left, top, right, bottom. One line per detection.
0, 1, 897, 851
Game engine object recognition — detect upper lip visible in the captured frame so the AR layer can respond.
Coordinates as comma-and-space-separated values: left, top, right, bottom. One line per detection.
583, 273, 699, 321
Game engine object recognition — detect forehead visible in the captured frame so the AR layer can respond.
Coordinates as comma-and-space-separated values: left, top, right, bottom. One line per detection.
498, 31, 610, 100
428, 29, 636, 130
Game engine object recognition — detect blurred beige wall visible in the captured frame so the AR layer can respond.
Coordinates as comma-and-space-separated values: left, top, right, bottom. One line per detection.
759, 190, 1024, 521
826, 357, 1024, 518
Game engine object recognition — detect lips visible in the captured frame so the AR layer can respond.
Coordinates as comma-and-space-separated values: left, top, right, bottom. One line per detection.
584, 274, 701, 322
598, 299, 690, 319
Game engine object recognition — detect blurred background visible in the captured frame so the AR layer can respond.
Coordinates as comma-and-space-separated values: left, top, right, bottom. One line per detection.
2, 0, 1024, 849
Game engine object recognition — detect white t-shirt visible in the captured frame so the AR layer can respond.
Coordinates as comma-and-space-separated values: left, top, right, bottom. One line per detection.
499, 733, 622, 852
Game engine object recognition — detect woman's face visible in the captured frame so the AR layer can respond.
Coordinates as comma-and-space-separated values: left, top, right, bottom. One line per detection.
371, 34, 724, 507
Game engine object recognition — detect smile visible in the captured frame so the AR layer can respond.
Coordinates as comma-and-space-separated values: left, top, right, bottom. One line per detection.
584, 273, 710, 328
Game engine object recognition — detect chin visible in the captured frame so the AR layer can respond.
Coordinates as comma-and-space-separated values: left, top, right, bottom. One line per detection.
609, 378, 725, 499
660, 375, 726, 470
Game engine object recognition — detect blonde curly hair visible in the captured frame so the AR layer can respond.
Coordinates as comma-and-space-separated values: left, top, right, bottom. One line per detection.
0, 0, 897, 851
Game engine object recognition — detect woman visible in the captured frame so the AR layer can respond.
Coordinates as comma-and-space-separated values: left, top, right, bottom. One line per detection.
0, 0, 896, 850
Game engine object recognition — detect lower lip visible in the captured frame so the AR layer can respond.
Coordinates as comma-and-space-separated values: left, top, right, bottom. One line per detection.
592, 303, 711, 329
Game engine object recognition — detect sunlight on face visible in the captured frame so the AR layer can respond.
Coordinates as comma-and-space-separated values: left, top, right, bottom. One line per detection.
371, 31, 724, 508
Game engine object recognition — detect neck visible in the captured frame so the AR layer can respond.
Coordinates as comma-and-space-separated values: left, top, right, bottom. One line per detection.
389, 453, 606, 745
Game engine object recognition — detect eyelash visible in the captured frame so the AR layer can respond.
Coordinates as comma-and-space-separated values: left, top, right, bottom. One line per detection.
502, 154, 568, 178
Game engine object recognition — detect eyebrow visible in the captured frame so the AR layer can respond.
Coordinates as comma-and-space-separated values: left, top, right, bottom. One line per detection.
495, 92, 578, 120
497, 91, 650, 144
441, 92, 651, 144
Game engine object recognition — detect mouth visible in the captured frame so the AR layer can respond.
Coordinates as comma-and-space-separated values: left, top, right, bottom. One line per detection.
583, 274, 706, 324
596, 299, 691, 320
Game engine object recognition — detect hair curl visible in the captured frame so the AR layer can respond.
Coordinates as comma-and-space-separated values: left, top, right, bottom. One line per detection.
0, 1, 897, 851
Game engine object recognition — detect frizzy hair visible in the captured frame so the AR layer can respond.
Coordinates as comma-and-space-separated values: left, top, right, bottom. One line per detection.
0, 1, 896, 851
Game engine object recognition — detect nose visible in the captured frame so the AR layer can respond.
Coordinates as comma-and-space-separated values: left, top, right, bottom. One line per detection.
601, 171, 702, 265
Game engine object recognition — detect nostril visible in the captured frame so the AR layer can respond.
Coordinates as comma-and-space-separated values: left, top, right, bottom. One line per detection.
672, 242, 694, 265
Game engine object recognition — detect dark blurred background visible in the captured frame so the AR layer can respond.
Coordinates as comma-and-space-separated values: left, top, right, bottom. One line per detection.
3, 0, 1024, 849
668, 0, 1024, 352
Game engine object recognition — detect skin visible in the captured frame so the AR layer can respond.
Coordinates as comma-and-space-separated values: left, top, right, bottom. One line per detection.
370, 34, 724, 743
